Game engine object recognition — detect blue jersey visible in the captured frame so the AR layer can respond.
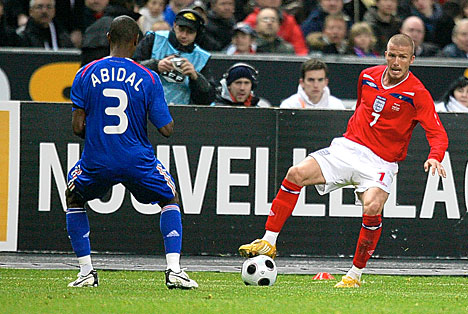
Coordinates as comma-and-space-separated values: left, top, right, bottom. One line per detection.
70, 57, 172, 176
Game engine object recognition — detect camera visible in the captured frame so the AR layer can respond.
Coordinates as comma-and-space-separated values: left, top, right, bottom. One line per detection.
171, 57, 184, 69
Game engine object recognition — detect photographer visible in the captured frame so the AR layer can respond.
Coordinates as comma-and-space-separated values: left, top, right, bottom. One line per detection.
133, 9, 215, 105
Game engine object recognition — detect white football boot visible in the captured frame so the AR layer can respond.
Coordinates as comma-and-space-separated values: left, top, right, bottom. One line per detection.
68, 269, 99, 287
165, 269, 198, 289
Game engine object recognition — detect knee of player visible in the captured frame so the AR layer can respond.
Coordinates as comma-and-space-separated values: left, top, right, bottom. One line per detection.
286, 166, 307, 186
159, 191, 180, 208
362, 200, 384, 216
66, 188, 85, 209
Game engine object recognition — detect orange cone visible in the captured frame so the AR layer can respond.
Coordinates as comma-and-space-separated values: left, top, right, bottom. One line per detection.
312, 272, 335, 280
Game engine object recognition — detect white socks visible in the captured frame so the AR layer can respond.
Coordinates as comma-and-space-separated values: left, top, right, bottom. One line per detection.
166, 253, 181, 273
78, 255, 93, 276
346, 265, 363, 281
262, 230, 279, 246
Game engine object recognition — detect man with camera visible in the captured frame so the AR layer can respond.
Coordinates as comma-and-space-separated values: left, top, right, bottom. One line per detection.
133, 9, 215, 105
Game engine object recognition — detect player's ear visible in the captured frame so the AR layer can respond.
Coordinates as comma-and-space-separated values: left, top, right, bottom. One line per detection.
106, 32, 111, 44
299, 78, 304, 87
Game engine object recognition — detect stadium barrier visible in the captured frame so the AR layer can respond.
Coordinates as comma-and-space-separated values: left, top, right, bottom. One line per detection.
1, 101, 467, 258
0, 48, 467, 106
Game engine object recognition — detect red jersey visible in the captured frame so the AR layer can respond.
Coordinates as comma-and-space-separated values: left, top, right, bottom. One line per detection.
344, 65, 448, 162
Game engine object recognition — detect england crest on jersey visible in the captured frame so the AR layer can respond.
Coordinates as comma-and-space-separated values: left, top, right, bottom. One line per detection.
373, 96, 386, 112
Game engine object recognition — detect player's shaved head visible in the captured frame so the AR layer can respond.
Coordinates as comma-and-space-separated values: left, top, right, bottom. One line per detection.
108, 15, 139, 44
387, 34, 415, 55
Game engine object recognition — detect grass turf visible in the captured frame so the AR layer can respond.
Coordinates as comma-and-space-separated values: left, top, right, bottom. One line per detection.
0, 269, 467, 313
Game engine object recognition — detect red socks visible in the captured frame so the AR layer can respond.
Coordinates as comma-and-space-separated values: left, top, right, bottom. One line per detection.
353, 214, 382, 269
265, 179, 303, 232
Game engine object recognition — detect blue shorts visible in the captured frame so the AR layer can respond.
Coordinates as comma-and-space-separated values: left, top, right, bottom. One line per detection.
67, 159, 176, 204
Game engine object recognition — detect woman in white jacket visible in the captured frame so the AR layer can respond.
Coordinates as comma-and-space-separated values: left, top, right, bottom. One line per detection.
280, 58, 345, 110
435, 76, 468, 113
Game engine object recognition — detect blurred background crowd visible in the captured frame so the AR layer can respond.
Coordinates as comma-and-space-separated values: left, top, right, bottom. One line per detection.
0, 0, 466, 110
1, 0, 467, 58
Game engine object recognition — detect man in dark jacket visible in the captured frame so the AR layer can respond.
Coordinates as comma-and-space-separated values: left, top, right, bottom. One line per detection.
198, 0, 236, 51
213, 63, 270, 107
80, 0, 141, 65
19, 0, 74, 50
0, 0, 22, 47
400, 16, 439, 57
440, 18, 468, 58
363, 0, 401, 54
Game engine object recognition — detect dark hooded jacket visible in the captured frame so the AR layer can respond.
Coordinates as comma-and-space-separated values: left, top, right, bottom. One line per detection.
80, 3, 141, 65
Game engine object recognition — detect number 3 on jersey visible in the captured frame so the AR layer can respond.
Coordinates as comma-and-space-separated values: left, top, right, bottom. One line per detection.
103, 88, 128, 134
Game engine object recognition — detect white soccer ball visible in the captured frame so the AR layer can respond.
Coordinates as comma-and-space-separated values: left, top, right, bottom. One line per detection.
241, 255, 277, 286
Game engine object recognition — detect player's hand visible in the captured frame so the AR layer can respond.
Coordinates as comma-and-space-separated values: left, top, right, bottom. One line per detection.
424, 158, 446, 178
158, 55, 176, 72
178, 58, 198, 80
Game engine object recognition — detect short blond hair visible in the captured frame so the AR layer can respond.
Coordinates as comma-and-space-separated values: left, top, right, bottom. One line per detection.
387, 33, 415, 55
348, 22, 376, 50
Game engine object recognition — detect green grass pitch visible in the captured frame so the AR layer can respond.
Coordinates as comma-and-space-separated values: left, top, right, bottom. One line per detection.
1, 269, 467, 313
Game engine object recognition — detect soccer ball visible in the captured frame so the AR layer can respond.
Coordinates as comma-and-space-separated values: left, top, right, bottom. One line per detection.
241, 255, 277, 286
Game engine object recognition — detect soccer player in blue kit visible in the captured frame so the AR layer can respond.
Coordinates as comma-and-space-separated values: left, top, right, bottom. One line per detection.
65, 15, 198, 289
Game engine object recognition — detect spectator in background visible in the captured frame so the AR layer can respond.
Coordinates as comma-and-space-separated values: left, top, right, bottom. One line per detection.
307, 13, 348, 55
163, 0, 193, 25
400, 16, 439, 57
440, 18, 468, 58
199, 0, 236, 51
54, 0, 85, 48
213, 63, 271, 107
280, 58, 345, 109
435, 76, 468, 112
225, 22, 257, 54
134, 9, 215, 105
363, 0, 401, 54
243, 0, 309, 55
3, 0, 28, 29
83, 0, 109, 32
433, 0, 468, 49
151, 19, 171, 30
0, 0, 22, 46
255, 7, 295, 54
19, 0, 74, 50
138, 0, 166, 34
81, 0, 141, 65
189, 0, 208, 23
301, 0, 351, 37
347, 22, 379, 57
402, 0, 443, 43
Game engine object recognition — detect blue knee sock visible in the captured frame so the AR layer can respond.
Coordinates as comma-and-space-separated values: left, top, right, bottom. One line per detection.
66, 208, 91, 257
160, 204, 182, 254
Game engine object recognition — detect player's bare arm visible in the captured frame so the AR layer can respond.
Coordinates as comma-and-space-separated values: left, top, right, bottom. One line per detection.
424, 158, 446, 178
72, 108, 85, 139
158, 120, 174, 138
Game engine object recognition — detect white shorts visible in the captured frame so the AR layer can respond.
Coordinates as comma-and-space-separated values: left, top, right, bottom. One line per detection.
309, 137, 398, 195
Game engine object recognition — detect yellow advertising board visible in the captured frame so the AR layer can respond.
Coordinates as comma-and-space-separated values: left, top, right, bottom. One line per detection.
0, 101, 19, 251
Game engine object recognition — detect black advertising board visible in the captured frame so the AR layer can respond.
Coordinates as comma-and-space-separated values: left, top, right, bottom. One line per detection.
17, 103, 468, 258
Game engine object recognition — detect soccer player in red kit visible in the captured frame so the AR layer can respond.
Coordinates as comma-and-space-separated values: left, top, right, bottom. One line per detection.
238, 34, 448, 287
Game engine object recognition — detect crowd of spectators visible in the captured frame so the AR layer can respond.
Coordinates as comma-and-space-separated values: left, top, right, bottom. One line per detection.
1, 0, 467, 59
1, 0, 467, 108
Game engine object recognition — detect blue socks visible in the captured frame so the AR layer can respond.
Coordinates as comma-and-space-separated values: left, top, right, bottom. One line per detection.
160, 204, 182, 254
66, 205, 182, 259
66, 208, 91, 257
